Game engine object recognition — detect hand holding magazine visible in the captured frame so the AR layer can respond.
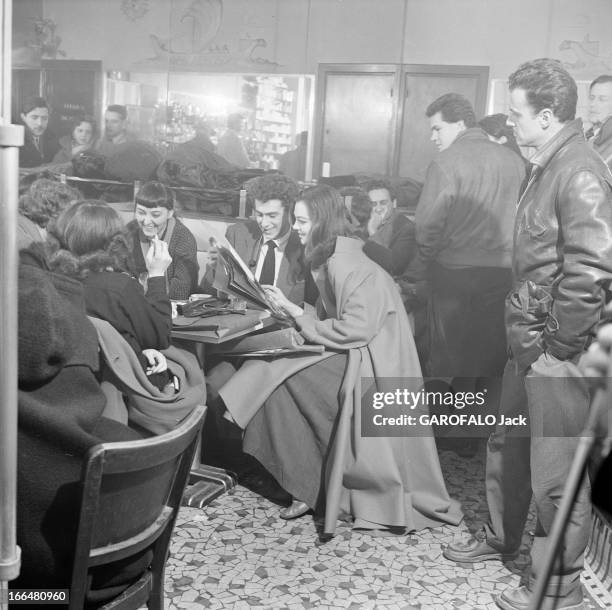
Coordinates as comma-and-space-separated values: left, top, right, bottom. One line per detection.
210, 236, 292, 323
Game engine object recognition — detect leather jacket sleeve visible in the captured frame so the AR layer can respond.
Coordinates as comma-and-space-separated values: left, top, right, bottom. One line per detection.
415, 161, 453, 266
544, 169, 612, 359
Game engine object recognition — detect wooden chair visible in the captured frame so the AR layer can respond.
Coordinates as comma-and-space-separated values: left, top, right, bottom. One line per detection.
68, 405, 207, 610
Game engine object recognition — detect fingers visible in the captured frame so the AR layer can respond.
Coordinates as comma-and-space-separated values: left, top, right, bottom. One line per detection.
597, 323, 612, 349
142, 349, 168, 374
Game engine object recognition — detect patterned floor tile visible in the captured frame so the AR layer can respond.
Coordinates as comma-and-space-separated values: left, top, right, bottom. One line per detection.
161, 446, 602, 609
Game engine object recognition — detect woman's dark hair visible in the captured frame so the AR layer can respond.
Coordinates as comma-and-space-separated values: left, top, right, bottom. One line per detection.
298, 185, 356, 267
46, 199, 133, 279
19, 179, 81, 228
135, 181, 175, 211
478, 113, 523, 156
71, 114, 97, 141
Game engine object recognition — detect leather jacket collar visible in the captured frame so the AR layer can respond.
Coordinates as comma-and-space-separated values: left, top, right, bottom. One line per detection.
530, 119, 584, 171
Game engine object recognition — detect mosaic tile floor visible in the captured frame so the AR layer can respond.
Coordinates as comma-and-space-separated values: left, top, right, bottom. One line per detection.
164, 445, 607, 609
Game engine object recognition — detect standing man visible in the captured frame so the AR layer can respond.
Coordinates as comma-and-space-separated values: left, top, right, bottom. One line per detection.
414, 93, 525, 381
586, 74, 612, 170
444, 59, 612, 610
202, 173, 305, 304
217, 113, 250, 169
96, 104, 133, 156
364, 179, 416, 276
19, 96, 60, 168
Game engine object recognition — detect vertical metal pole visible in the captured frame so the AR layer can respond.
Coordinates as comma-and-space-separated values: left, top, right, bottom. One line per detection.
0, 0, 23, 604
0, 124, 24, 607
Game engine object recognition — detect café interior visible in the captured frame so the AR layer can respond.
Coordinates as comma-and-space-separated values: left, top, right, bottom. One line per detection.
2, 0, 612, 608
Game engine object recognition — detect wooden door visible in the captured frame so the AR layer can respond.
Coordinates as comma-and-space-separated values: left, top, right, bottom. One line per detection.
396, 65, 489, 182
41, 60, 103, 139
314, 64, 400, 178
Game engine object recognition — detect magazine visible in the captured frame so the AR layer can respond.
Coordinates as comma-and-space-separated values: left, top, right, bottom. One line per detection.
210, 236, 292, 323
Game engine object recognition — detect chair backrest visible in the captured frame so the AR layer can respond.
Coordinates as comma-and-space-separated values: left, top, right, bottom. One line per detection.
68, 405, 206, 610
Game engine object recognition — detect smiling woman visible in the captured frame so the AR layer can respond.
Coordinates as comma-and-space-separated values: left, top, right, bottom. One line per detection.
127, 181, 200, 299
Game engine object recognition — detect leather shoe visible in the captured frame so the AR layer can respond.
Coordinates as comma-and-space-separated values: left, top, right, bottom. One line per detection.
443, 536, 519, 563
279, 500, 310, 520
496, 585, 585, 610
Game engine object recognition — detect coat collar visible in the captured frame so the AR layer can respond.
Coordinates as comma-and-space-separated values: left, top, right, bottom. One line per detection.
594, 115, 612, 145
333, 235, 365, 255
530, 118, 585, 171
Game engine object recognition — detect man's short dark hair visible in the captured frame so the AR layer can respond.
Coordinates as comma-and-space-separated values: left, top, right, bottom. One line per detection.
363, 178, 398, 203
590, 74, 612, 90
21, 96, 49, 116
247, 173, 300, 211
508, 58, 577, 122
106, 104, 127, 120
425, 93, 476, 127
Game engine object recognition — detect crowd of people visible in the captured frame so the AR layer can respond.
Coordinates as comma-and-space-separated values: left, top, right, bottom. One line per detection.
12, 58, 612, 610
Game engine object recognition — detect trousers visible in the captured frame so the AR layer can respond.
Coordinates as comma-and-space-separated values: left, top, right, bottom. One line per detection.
484, 353, 592, 596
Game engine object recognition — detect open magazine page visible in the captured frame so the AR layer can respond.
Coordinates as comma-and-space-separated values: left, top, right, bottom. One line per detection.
210, 236, 292, 322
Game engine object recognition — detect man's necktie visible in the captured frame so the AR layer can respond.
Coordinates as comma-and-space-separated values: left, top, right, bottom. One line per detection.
259, 240, 277, 285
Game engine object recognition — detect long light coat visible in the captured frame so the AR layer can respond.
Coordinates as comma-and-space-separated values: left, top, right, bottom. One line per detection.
220, 236, 462, 533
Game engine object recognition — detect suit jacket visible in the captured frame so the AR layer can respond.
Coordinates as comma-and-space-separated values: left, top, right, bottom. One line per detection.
200, 220, 305, 305
19, 128, 60, 168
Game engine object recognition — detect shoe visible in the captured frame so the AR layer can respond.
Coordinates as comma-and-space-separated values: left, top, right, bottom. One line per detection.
279, 500, 310, 520
443, 536, 519, 563
496, 585, 585, 610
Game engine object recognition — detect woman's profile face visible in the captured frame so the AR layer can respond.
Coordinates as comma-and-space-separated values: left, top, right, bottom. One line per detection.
135, 204, 173, 239
73, 121, 94, 146
292, 200, 312, 245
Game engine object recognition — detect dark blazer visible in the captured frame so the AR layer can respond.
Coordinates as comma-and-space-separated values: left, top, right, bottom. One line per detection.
226, 220, 305, 305
19, 128, 60, 168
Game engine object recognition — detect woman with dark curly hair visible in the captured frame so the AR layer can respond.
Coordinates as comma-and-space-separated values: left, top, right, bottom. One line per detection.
212, 185, 462, 534
52, 114, 97, 163
17, 178, 81, 250
46, 200, 173, 387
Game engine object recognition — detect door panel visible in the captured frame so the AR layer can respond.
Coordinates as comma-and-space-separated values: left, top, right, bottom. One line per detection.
320, 71, 395, 177
397, 66, 489, 182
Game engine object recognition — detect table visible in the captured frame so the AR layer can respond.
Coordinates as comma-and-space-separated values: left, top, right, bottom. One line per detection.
171, 308, 277, 508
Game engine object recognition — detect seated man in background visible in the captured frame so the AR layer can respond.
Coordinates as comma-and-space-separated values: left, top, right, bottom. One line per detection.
586, 74, 612, 170
202, 173, 305, 305
279, 131, 308, 181
364, 179, 416, 276
96, 104, 135, 157
13, 251, 144, 598
18, 96, 60, 168
217, 113, 250, 169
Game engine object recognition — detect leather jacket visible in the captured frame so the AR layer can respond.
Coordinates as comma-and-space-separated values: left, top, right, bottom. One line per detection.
507, 119, 612, 372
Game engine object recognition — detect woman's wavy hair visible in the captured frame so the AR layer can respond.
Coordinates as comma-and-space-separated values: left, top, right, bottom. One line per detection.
46, 199, 134, 279
299, 185, 356, 268
71, 114, 98, 143
19, 178, 81, 228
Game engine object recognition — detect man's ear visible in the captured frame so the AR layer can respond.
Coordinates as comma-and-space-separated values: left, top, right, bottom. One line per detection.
392, 198, 397, 209
456, 120, 467, 132
538, 108, 553, 129
20, 113, 26, 124
168, 209, 175, 218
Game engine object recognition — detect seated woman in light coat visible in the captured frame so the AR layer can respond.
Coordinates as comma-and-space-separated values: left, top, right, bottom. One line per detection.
213, 185, 462, 535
